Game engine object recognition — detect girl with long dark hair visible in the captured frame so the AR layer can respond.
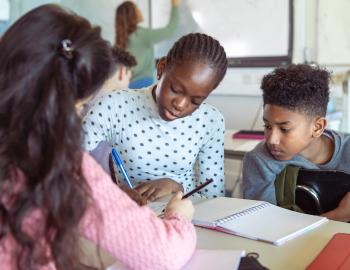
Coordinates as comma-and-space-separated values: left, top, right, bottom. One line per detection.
0, 4, 196, 270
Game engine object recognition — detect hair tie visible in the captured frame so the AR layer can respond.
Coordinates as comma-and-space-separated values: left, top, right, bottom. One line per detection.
60, 39, 74, 59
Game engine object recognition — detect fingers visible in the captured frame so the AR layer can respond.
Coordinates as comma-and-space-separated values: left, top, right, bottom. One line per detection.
174, 191, 183, 199
168, 191, 183, 204
134, 182, 149, 194
141, 186, 157, 200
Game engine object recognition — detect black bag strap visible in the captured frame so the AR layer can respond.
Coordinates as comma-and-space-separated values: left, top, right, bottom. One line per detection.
239, 252, 269, 270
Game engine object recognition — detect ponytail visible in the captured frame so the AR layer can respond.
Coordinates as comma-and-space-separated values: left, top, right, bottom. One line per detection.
115, 1, 138, 49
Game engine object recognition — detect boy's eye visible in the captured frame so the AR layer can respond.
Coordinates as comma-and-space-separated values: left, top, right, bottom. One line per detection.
263, 124, 271, 129
280, 128, 290, 133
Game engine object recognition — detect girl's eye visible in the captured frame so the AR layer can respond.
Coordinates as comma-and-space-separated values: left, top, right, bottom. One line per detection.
170, 85, 180, 93
263, 124, 271, 130
191, 99, 201, 106
281, 128, 290, 133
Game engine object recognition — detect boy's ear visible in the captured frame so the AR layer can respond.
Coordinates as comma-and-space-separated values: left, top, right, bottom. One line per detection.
118, 66, 126, 81
156, 57, 167, 80
312, 117, 327, 138
117, 67, 123, 81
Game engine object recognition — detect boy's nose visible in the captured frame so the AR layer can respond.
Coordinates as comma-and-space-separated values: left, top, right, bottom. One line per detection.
266, 131, 280, 145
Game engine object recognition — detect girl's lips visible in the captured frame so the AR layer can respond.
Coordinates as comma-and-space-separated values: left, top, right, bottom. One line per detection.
164, 108, 178, 120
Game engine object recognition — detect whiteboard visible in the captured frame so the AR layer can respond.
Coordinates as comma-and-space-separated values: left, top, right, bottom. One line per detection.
151, 0, 292, 66
10, 0, 150, 44
316, 0, 350, 65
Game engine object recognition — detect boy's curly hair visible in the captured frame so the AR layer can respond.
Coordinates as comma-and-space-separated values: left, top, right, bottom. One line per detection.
261, 64, 331, 118
111, 46, 137, 68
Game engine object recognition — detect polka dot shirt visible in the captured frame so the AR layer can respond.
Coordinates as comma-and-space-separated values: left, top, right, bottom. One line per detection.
82, 86, 225, 198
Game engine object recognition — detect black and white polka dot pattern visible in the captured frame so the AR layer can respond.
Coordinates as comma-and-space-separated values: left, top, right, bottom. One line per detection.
82, 87, 225, 198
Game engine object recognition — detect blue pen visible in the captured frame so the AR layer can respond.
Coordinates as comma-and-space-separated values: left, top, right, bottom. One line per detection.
111, 148, 133, 188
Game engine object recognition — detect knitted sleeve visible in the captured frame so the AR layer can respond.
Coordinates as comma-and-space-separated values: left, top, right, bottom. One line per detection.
79, 152, 196, 270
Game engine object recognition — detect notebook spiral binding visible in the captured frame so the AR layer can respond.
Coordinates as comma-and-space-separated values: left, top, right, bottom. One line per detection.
214, 202, 271, 226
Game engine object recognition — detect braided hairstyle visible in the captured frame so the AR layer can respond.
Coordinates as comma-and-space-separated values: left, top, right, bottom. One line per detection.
165, 33, 228, 89
115, 1, 138, 49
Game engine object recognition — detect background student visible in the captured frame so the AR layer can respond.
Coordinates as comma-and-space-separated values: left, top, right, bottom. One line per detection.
0, 0, 10, 36
83, 32, 228, 202
77, 46, 137, 118
115, 0, 180, 89
243, 64, 350, 222
0, 4, 196, 269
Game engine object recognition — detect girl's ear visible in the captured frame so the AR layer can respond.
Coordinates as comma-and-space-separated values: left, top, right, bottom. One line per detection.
312, 117, 327, 138
156, 57, 167, 80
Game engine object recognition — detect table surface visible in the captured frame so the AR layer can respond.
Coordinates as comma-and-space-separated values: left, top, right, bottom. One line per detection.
196, 220, 350, 270
224, 129, 261, 159
80, 198, 350, 270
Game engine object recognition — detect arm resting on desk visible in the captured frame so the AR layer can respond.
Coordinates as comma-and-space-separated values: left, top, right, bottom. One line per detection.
78, 153, 196, 270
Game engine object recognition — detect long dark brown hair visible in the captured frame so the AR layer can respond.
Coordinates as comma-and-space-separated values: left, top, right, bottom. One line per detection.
0, 4, 111, 270
115, 1, 138, 49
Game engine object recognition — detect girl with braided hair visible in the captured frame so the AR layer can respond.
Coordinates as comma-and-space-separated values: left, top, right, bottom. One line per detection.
83, 32, 228, 203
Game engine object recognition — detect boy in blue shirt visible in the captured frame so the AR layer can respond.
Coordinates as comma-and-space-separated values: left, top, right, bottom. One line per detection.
243, 64, 350, 222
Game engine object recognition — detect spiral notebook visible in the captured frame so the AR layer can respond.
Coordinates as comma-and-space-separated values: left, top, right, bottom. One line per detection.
193, 197, 328, 246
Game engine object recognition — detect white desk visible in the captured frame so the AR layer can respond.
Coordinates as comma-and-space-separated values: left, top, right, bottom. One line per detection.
81, 200, 350, 270
196, 221, 350, 270
224, 129, 261, 160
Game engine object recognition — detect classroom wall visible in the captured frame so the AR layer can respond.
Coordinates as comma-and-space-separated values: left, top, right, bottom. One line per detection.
8, 0, 350, 131
207, 0, 350, 130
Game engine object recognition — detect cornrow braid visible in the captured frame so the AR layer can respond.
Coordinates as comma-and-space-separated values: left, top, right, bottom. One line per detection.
166, 33, 228, 88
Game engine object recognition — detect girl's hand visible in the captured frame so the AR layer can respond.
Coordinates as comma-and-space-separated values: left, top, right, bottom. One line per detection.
323, 192, 350, 222
164, 191, 194, 221
119, 185, 147, 206
135, 178, 183, 202
171, 0, 180, 6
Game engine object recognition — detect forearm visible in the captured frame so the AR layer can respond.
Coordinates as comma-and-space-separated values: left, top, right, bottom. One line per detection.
79, 154, 196, 270
322, 208, 350, 222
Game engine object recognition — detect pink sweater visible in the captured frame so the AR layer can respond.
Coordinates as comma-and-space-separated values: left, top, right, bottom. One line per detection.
0, 153, 197, 270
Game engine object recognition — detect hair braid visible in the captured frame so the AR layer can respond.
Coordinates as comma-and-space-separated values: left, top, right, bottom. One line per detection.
166, 33, 228, 88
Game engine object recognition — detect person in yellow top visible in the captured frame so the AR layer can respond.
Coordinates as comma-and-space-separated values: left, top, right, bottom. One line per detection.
115, 0, 180, 89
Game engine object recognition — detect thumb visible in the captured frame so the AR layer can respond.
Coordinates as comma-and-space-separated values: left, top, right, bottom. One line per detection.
175, 191, 183, 199
169, 191, 183, 203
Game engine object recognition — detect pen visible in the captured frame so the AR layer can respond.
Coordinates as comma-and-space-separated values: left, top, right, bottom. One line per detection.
111, 148, 133, 189
183, 179, 214, 198
157, 179, 214, 217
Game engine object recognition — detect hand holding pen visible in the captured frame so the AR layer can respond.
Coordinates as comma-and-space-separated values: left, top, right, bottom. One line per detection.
164, 191, 194, 221
163, 179, 214, 220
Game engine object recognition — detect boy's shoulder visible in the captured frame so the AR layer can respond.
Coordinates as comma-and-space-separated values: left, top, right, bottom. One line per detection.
98, 88, 150, 104
245, 141, 272, 162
